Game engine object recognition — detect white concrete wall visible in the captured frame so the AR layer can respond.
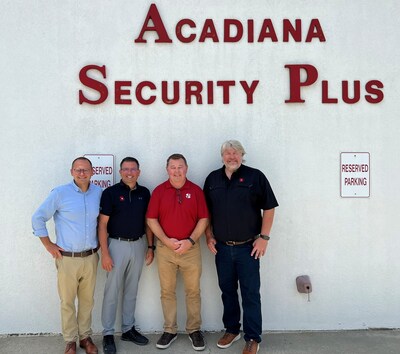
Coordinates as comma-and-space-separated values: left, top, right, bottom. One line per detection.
1, 0, 399, 334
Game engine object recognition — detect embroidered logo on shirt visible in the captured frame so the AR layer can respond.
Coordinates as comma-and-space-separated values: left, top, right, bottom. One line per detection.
119, 196, 125, 202
239, 178, 244, 182
185, 193, 191, 199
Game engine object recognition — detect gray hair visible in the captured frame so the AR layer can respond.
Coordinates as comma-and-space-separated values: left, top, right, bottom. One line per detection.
220, 140, 246, 159
221, 140, 246, 162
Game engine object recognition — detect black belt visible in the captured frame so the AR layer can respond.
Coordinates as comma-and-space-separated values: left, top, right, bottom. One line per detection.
60, 247, 98, 257
222, 238, 254, 246
109, 236, 141, 242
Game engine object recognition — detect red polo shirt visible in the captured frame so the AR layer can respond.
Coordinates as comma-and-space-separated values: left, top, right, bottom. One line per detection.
146, 179, 209, 240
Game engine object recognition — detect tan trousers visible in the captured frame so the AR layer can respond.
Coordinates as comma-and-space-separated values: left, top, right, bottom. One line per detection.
56, 253, 98, 342
156, 239, 202, 334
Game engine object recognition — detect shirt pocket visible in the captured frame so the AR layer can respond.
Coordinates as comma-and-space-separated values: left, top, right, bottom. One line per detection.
236, 183, 257, 204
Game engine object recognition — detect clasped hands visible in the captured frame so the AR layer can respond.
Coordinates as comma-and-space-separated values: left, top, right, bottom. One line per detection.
166, 237, 192, 255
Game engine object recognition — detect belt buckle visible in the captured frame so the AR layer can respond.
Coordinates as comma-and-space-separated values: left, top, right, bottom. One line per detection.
226, 241, 236, 246
71, 249, 92, 257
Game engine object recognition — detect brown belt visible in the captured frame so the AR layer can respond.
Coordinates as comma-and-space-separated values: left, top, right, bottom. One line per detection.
60, 247, 98, 257
223, 238, 254, 246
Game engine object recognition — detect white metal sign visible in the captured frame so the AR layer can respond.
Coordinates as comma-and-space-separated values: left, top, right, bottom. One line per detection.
340, 152, 370, 198
84, 154, 115, 190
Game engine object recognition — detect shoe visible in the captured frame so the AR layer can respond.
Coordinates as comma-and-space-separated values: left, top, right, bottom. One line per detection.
217, 332, 241, 348
121, 327, 149, 346
189, 331, 205, 351
79, 337, 98, 354
156, 332, 177, 349
242, 339, 260, 354
64, 341, 76, 354
103, 335, 116, 354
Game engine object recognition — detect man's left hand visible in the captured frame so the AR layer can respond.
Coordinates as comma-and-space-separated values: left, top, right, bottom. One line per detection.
145, 249, 154, 265
251, 237, 268, 259
174, 239, 192, 255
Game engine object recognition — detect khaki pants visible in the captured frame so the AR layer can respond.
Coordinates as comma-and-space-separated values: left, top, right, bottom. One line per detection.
157, 240, 202, 334
56, 253, 98, 342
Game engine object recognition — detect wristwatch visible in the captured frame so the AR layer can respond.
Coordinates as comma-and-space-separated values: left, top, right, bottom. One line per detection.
256, 234, 270, 241
148, 245, 156, 250
187, 237, 195, 245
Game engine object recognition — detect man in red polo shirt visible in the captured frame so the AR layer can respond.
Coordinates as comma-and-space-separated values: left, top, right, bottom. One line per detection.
146, 153, 208, 351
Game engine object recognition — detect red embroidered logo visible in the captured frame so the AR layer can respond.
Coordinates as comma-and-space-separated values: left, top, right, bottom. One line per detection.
239, 178, 244, 182
119, 196, 125, 201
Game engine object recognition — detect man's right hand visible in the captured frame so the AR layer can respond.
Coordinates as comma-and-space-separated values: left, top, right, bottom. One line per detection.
207, 237, 217, 255
41, 237, 64, 259
102, 253, 114, 272
165, 238, 180, 251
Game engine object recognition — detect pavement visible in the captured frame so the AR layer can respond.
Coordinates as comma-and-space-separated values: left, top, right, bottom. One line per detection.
1, 330, 399, 354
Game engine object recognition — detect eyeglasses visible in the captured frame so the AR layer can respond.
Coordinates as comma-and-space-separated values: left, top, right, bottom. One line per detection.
176, 189, 182, 204
73, 168, 92, 174
121, 168, 139, 172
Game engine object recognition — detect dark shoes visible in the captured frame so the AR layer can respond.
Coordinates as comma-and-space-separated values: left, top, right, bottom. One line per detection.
79, 337, 98, 354
156, 331, 205, 350
64, 342, 76, 354
121, 326, 149, 346
156, 332, 177, 349
189, 331, 206, 351
103, 335, 116, 354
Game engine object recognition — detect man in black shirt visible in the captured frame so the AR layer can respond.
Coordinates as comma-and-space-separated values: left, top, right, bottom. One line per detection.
204, 140, 278, 354
99, 157, 154, 354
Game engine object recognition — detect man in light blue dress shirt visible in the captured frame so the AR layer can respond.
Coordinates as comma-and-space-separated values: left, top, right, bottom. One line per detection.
32, 157, 102, 354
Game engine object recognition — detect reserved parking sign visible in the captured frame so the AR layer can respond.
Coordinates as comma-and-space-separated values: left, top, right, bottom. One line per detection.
84, 154, 115, 190
340, 152, 370, 198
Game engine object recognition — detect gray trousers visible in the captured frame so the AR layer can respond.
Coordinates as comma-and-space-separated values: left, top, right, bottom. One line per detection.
102, 237, 146, 335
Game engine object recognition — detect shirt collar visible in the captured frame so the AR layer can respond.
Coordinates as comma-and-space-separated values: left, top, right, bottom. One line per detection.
221, 164, 244, 180
71, 180, 92, 193
166, 179, 189, 190
119, 179, 138, 190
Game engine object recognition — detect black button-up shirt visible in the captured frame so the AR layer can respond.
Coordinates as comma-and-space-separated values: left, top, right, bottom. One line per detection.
204, 164, 278, 242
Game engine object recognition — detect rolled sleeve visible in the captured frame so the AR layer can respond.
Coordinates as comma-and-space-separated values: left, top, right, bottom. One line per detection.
32, 189, 59, 237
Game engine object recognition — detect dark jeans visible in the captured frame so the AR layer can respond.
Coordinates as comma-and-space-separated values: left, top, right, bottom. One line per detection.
215, 241, 262, 343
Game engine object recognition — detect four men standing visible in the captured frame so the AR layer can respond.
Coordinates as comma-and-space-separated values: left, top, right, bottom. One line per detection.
32, 143, 277, 354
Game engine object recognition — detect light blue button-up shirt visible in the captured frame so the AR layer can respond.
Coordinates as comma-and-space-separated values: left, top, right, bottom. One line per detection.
32, 181, 102, 252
